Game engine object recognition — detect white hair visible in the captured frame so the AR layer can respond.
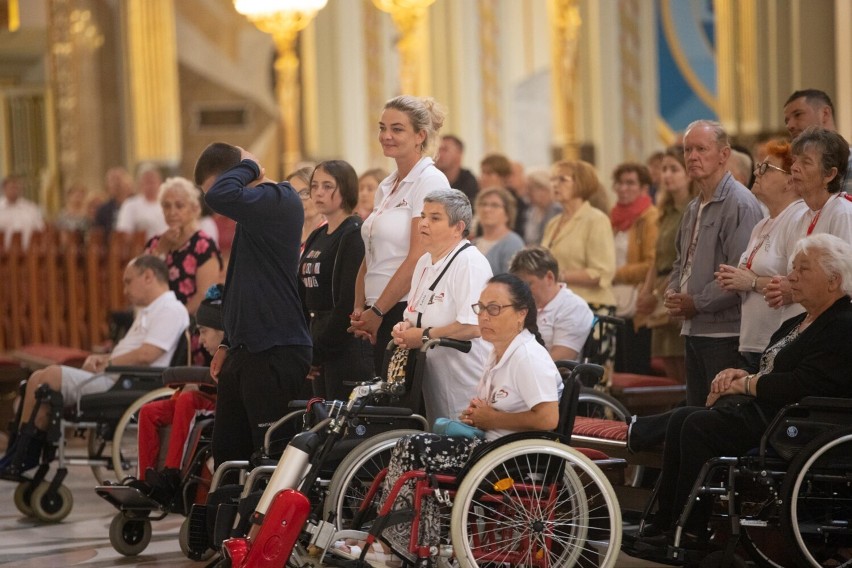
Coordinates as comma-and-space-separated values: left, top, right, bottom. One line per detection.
792, 234, 852, 296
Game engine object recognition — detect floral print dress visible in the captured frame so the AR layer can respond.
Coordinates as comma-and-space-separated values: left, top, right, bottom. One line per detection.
145, 230, 222, 364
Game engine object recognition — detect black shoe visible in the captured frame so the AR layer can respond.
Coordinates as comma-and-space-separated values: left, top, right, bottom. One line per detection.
142, 467, 180, 506
0, 436, 44, 479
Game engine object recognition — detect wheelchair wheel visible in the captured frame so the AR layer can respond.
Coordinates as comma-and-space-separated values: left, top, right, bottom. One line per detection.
13, 480, 35, 517
450, 439, 621, 568
577, 387, 629, 421
30, 481, 74, 523
780, 426, 852, 568
180, 515, 215, 561
110, 387, 175, 481
109, 512, 152, 556
324, 429, 422, 531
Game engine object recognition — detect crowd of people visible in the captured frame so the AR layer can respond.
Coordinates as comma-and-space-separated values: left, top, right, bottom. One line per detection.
2, 87, 852, 564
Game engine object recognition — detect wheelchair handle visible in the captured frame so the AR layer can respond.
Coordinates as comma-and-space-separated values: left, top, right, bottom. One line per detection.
421, 338, 472, 353
591, 314, 626, 327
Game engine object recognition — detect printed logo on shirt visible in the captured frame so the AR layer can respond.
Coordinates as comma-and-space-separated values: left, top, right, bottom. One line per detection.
395, 199, 409, 208
301, 262, 321, 276
429, 292, 445, 305
489, 389, 509, 404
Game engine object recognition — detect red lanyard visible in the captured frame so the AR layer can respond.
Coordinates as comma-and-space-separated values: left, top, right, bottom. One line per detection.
744, 234, 769, 269
806, 208, 822, 236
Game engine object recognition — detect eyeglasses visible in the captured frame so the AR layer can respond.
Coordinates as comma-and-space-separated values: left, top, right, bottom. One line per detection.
471, 302, 516, 316
754, 162, 790, 177
550, 175, 570, 184
298, 189, 311, 200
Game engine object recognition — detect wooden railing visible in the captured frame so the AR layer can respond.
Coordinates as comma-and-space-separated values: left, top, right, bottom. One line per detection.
0, 229, 146, 352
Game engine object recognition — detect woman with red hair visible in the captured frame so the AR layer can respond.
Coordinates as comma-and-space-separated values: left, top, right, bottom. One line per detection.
715, 139, 806, 369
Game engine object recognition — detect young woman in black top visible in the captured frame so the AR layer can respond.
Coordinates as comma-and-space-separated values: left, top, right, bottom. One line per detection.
300, 161, 374, 399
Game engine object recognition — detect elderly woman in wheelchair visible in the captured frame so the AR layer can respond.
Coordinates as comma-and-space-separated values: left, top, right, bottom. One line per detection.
625, 233, 852, 560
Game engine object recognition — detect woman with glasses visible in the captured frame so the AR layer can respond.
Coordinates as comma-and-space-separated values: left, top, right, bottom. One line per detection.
349, 95, 450, 375
715, 140, 806, 368
541, 160, 616, 306
299, 161, 373, 400
333, 273, 561, 565
390, 188, 491, 424
473, 186, 525, 275
288, 166, 326, 254
763, 126, 852, 310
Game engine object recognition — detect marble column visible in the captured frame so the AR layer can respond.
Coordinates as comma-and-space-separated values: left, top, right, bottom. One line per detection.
123, 0, 181, 167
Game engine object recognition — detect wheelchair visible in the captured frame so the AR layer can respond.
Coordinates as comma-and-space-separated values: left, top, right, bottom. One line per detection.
626, 396, 852, 568
94, 365, 217, 556
1, 331, 190, 522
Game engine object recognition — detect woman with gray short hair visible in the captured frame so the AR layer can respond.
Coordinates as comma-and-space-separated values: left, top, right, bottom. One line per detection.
391, 188, 493, 424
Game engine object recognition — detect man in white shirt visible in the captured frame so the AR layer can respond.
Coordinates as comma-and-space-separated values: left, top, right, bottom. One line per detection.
0, 255, 188, 478
115, 163, 168, 239
0, 175, 45, 249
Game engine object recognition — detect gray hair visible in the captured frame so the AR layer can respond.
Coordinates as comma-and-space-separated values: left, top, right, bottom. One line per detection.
384, 95, 446, 155
424, 188, 472, 238
792, 233, 852, 296
791, 126, 851, 194
159, 176, 201, 218
685, 119, 730, 149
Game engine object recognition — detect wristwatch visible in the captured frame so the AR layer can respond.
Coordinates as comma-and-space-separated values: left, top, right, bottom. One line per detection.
421, 327, 432, 344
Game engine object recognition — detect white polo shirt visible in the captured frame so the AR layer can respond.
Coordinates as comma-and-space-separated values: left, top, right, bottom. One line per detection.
405, 241, 492, 424
785, 193, 852, 255
738, 199, 807, 353
361, 157, 449, 304
112, 290, 190, 366
476, 329, 563, 442
538, 285, 594, 356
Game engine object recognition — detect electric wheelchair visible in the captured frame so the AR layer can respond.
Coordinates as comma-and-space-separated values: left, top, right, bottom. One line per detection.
625, 396, 852, 568
2, 331, 190, 522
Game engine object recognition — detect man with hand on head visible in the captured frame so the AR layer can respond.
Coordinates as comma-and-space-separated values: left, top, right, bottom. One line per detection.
194, 143, 311, 466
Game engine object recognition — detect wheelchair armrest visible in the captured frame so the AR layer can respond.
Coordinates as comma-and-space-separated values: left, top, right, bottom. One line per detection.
759, 396, 852, 460
797, 396, 852, 411
106, 365, 168, 377
161, 366, 214, 387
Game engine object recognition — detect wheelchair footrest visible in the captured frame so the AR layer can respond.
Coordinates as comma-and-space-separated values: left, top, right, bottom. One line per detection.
95, 484, 166, 514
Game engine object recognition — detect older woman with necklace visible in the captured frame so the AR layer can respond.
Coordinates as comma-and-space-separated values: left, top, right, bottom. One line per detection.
715, 140, 807, 368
